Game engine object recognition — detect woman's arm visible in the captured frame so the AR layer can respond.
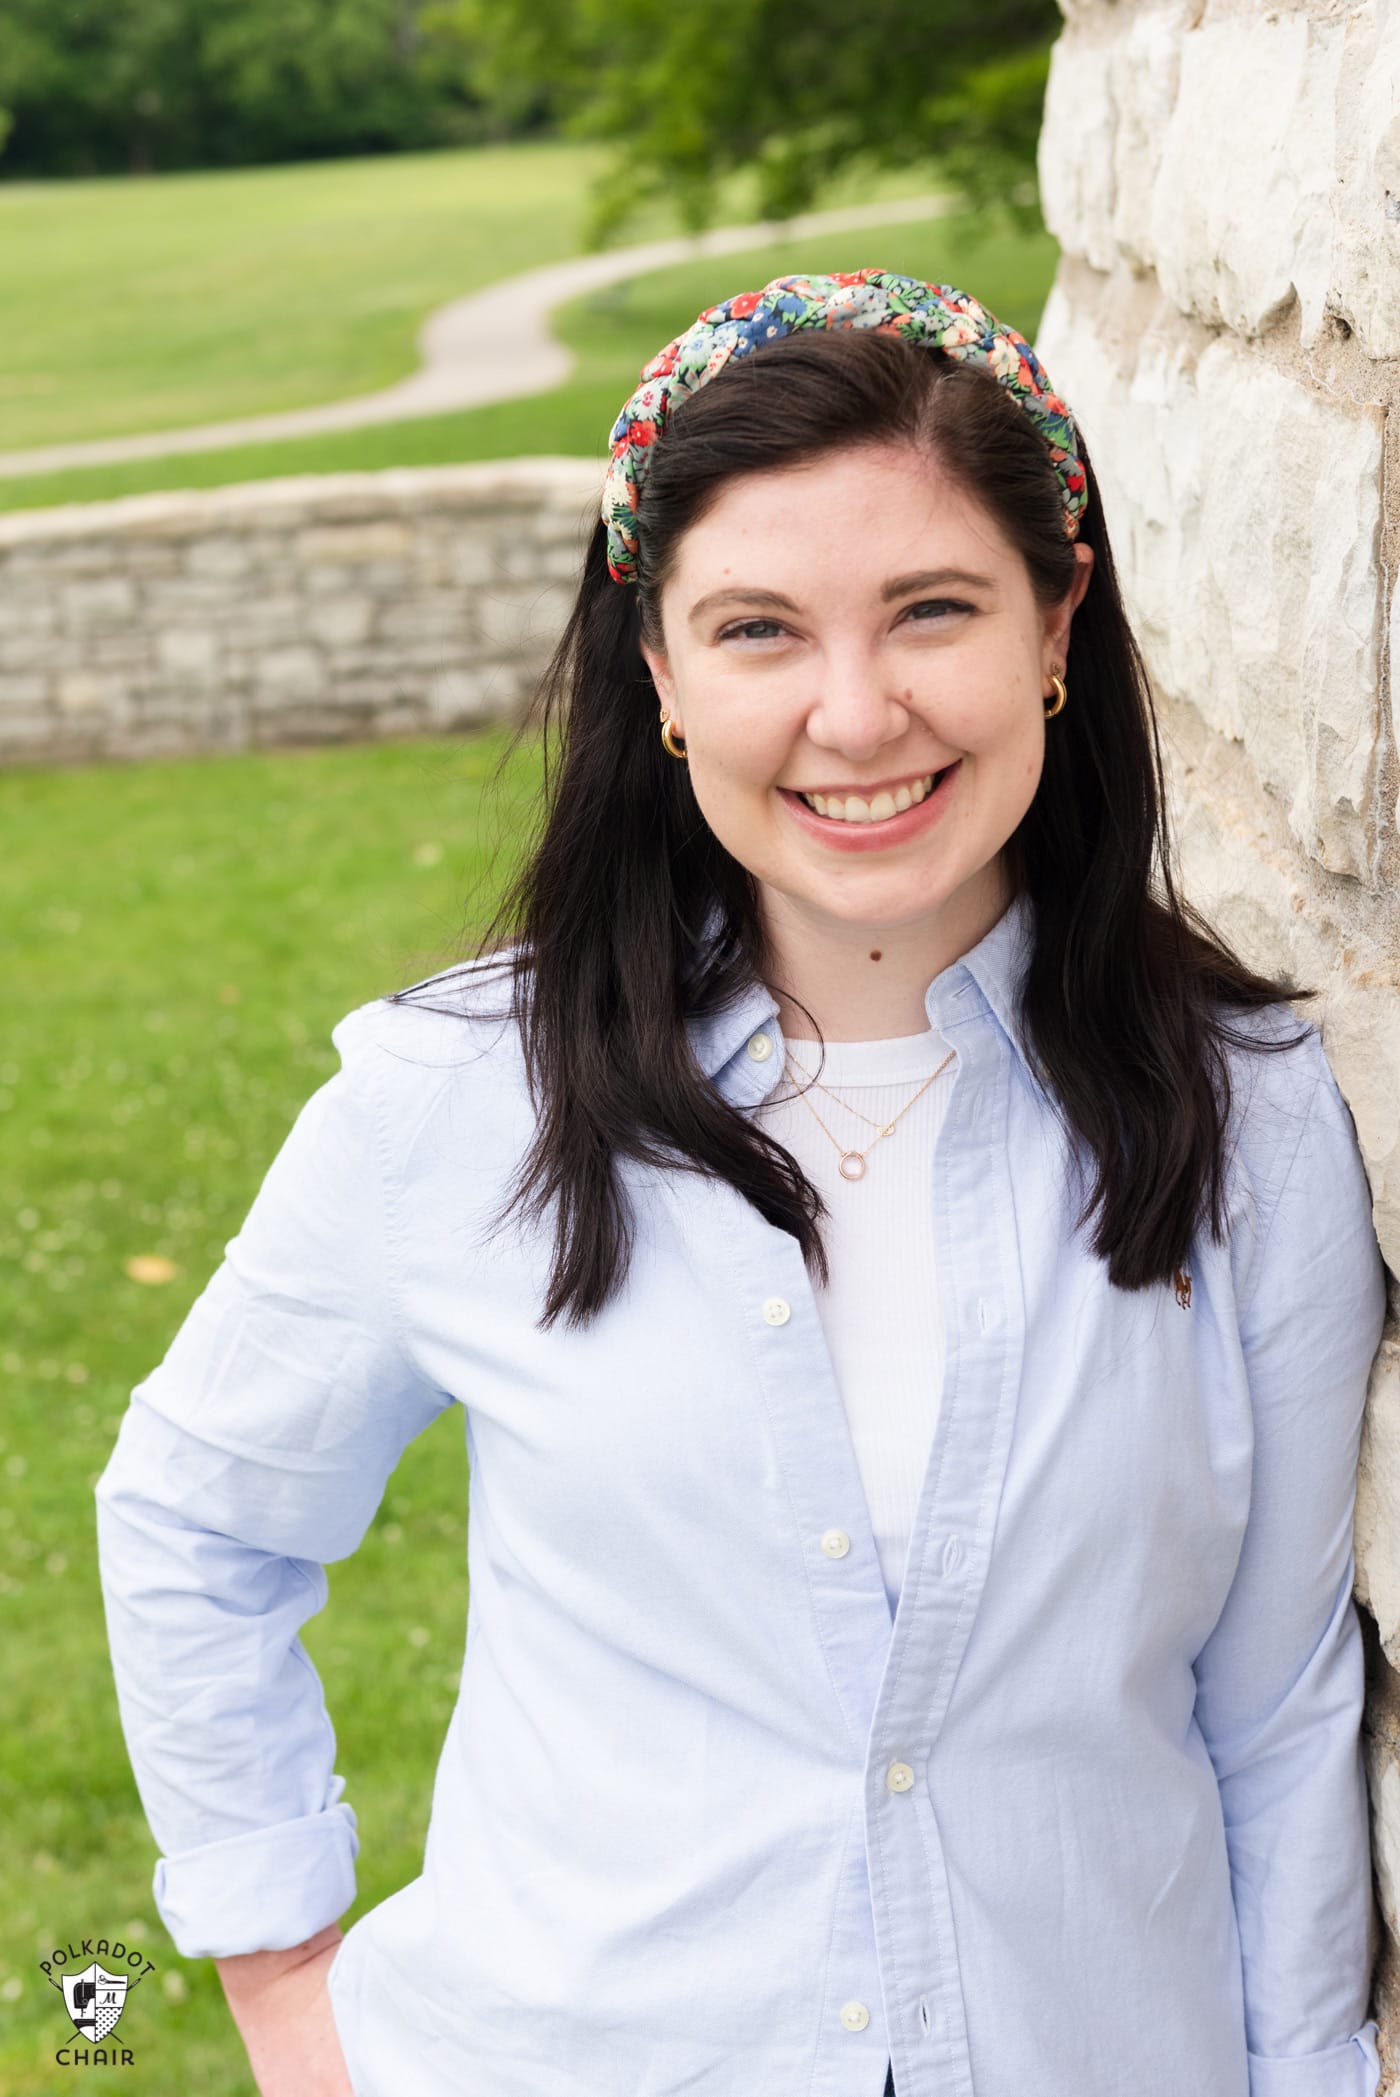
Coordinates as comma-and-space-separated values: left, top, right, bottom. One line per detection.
215, 1923, 351, 2097
94, 1008, 454, 2021
1192, 1028, 1388, 2096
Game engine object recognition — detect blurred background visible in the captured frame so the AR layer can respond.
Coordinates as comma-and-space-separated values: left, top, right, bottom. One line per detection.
0, 1, 1064, 2087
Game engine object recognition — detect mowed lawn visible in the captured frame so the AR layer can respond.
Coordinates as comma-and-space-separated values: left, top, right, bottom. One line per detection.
0, 139, 958, 457
0, 726, 541, 2094
0, 144, 1060, 511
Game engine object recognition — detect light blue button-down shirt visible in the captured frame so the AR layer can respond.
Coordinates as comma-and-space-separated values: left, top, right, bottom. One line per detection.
95, 890, 1388, 2096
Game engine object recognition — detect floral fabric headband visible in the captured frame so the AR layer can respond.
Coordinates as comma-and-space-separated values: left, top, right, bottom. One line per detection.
602, 268, 1088, 585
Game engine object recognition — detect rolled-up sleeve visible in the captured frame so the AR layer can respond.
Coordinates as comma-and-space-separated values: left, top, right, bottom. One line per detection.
94, 1005, 454, 1959
1193, 1028, 1389, 2097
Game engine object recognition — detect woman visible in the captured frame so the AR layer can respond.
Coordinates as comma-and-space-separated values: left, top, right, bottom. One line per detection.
95, 272, 1388, 2097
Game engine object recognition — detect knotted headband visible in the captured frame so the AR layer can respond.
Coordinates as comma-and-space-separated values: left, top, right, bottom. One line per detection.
602, 268, 1087, 584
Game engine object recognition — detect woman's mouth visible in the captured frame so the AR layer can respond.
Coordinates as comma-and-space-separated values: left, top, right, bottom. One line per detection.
777, 762, 961, 851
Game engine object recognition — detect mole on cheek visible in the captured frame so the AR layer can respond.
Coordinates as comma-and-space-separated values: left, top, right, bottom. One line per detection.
869, 950, 882, 962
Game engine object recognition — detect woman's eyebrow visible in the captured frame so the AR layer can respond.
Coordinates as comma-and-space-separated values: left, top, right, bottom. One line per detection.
688, 567, 998, 627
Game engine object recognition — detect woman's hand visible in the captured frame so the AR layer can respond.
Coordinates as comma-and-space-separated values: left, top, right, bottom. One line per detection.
214, 1920, 354, 2097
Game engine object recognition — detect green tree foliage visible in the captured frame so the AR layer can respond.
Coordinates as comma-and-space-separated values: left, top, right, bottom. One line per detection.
0, 0, 1059, 234
0, 0, 512, 176
427, 0, 1061, 246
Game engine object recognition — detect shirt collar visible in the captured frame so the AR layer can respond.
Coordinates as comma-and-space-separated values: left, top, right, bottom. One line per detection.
685, 889, 1038, 1103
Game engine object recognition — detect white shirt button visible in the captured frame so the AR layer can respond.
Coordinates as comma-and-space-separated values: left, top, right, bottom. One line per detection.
941, 1535, 963, 1577
761, 1297, 791, 1325
746, 1032, 774, 1059
821, 1528, 851, 1559
886, 1761, 915, 1792
840, 2000, 871, 2032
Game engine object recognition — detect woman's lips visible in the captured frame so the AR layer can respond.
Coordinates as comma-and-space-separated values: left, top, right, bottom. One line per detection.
778, 762, 961, 851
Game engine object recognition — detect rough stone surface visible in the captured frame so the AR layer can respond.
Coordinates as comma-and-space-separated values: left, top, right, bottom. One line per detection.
1039, 0, 1400, 357
1036, 266, 1387, 881
1040, 0, 1400, 2069
0, 459, 604, 764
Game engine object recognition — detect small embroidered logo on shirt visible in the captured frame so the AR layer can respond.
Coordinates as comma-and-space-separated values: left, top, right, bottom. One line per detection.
1173, 1266, 1193, 1310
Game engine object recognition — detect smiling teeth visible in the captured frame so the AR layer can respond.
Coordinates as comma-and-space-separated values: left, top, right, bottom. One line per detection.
799, 772, 937, 823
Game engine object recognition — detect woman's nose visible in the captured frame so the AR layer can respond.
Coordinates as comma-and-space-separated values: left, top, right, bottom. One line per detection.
805, 661, 915, 751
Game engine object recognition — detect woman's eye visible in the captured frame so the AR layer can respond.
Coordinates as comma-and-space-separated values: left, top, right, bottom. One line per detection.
717, 600, 972, 643
718, 618, 786, 642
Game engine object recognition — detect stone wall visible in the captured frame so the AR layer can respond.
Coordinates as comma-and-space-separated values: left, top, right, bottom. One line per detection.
1036, 0, 1400, 2070
0, 458, 604, 765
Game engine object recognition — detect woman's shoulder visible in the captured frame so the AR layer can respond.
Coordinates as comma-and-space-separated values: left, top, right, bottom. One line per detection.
329, 946, 528, 1116
1213, 996, 1372, 1271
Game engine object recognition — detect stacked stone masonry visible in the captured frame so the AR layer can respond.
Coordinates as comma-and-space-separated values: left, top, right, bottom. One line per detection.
1037, 0, 1400, 2070
0, 458, 605, 765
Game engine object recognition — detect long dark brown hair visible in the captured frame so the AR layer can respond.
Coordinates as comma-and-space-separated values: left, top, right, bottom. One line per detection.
396, 325, 1314, 1330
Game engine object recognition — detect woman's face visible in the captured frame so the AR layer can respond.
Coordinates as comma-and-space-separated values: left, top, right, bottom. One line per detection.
639, 440, 1094, 948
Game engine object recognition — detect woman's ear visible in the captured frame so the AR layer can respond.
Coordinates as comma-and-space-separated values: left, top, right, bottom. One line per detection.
1044, 544, 1095, 670
639, 639, 676, 712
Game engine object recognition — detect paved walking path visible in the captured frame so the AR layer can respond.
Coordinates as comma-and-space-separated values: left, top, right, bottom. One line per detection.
0, 192, 959, 480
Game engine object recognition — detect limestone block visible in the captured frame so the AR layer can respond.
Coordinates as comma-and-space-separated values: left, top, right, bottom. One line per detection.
91, 633, 155, 668
377, 599, 474, 644
253, 646, 324, 699
1160, 750, 1400, 1273
297, 521, 413, 565
1035, 274, 1385, 880
1038, 4, 1191, 278
1330, 1, 1400, 359
474, 581, 573, 655
0, 629, 58, 670
0, 593, 57, 633
1148, 15, 1344, 345
426, 664, 507, 728
143, 575, 248, 613
428, 533, 501, 589
224, 595, 305, 643
354, 561, 412, 593
492, 529, 588, 586
303, 564, 353, 595
1041, 5, 1400, 358
1359, 1343, 1400, 1670
306, 596, 373, 648
155, 628, 220, 678
1375, 1749, 1400, 1947
185, 535, 253, 578
62, 576, 138, 630
0, 672, 49, 711
56, 670, 117, 716
1392, 550, 1400, 845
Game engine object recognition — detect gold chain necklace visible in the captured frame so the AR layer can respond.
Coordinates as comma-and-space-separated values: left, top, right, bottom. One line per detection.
779, 1043, 958, 1182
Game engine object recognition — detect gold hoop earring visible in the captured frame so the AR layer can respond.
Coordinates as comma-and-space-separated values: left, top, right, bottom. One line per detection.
1044, 669, 1068, 719
660, 710, 688, 759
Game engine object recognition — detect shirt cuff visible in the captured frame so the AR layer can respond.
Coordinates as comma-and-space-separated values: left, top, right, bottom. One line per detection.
1248, 2020, 1381, 2097
152, 1801, 359, 1959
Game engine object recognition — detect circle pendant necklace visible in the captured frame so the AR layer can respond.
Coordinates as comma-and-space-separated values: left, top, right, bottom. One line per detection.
780, 1042, 958, 1180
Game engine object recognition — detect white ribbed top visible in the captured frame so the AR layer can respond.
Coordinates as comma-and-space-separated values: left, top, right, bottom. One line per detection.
751, 1024, 958, 1617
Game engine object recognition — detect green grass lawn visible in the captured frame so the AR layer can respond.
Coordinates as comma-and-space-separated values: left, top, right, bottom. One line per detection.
0, 198, 1060, 511
0, 139, 957, 458
0, 726, 540, 2095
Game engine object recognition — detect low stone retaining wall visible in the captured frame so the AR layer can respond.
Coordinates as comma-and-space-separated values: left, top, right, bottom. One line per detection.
0, 458, 604, 765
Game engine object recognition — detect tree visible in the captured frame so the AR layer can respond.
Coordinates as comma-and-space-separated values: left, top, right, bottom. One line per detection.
0, 0, 500, 177
425, 0, 1061, 247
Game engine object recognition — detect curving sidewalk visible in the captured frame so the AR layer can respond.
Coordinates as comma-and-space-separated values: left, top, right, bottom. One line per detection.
0, 192, 960, 480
